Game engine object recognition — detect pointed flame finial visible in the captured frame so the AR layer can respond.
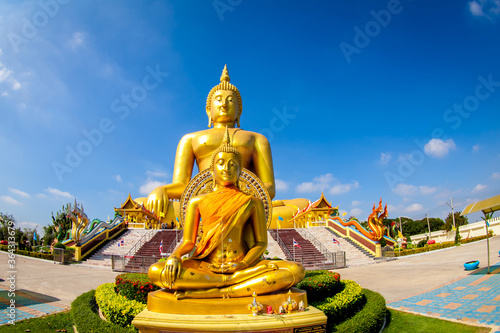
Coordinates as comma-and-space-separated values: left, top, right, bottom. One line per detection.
220, 64, 230, 83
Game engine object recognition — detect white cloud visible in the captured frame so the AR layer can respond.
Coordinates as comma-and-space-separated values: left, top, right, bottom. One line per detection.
296, 173, 333, 193
295, 182, 317, 193
46, 187, 73, 199
472, 144, 480, 152
472, 184, 488, 193
419, 186, 437, 195
146, 170, 168, 178
295, 173, 359, 195
36, 193, 47, 199
492, 172, 500, 179
0, 60, 21, 91
350, 208, 363, 217
379, 152, 391, 165
404, 203, 424, 213
469, 0, 500, 19
470, 0, 485, 15
275, 179, 288, 191
393, 183, 418, 196
329, 181, 359, 195
424, 138, 456, 158
115, 175, 123, 182
0, 195, 22, 205
68, 31, 86, 50
352, 200, 362, 207
139, 180, 164, 195
8, 187, 30, 198
17, 221, 42, 231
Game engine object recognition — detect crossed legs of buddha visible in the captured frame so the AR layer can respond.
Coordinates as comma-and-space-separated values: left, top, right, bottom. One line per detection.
149, 259, 305, 299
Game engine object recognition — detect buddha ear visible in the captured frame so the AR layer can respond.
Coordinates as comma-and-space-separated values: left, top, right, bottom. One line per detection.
236, 111, 241, 128
206, 108, 212, 128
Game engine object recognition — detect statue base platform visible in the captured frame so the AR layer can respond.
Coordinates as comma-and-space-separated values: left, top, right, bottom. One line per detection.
146, 287, 308, 315
132, 288, 327, 332
132, 306, 327, 333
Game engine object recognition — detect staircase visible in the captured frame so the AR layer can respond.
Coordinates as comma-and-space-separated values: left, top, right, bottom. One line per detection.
266, 231, 287, 259
269, 229, 333, 270
312, 227, 378, 267
84, 229, 151, 268
124, 230, 182, 272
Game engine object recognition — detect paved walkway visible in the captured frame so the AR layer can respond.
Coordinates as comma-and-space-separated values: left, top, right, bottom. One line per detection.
0, 252, 118, 325
0, 235, 499, 330
388, 262, 500, 330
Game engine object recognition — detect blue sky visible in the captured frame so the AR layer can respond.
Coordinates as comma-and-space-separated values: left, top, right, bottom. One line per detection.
1, 0, 499, 233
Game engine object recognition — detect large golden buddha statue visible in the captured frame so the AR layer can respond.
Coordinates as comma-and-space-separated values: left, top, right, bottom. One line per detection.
135, 66, 275, 224
148, 131, 305, 299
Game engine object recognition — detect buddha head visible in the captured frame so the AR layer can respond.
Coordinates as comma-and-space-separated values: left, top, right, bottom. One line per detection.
210, 127, 242, 187
206, 65, 243, 128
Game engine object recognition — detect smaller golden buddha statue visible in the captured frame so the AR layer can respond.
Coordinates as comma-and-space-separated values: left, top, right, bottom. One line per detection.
148, 129, 305, 299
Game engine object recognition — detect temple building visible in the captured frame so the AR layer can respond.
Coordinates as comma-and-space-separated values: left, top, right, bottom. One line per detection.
114, 194, 163, 229
289, 192, 338, 228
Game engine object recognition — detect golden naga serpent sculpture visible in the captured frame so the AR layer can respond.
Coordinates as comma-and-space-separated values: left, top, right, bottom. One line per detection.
332, 199, 388, 241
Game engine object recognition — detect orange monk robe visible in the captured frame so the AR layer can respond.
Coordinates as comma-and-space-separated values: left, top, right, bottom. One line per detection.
192, 187, 252, 259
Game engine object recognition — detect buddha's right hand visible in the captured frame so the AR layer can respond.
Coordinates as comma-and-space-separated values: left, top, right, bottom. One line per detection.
146, 185, 169, 219
165, 255, 182, 288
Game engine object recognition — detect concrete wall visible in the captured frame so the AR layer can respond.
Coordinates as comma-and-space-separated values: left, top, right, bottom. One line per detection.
409, 217, 500, 244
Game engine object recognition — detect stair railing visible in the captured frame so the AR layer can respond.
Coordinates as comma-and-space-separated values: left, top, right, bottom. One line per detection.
296, 228, 335, 263
125, 229, 157, 257
269, 230, 294, 262
164, 230, 183, 256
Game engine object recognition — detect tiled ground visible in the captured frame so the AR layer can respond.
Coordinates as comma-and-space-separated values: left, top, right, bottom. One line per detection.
0, 284, 68, 325
388, 262, 500, 332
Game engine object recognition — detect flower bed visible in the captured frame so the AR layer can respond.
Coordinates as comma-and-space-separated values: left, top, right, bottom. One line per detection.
115, 273, 159, 304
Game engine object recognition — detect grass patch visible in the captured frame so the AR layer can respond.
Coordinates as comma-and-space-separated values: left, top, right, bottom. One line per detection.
384, 309, 491, 333
0, 311, 75, 333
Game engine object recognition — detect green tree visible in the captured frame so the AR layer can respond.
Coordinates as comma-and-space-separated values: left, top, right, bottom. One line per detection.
42, 224, 56, 245
51, 203, 73, 242
0, 212, 15, 241
445, 211, 468, 232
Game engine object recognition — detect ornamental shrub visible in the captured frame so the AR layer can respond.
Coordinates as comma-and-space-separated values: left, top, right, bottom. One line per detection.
54, 242, 66, 249
333, 289, 387, 333
72, 289, 136, 333
96, 283, 146, 329
4, 248, 54, 260
296, 270, 342, 303
316, 280, 365, 330
417, 237, 428, 248
395, 234, 491, 257
115, 273, 160, 304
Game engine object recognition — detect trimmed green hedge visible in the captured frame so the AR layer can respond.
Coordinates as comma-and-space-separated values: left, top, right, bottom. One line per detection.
333, 289, 387, 333
71, 289, 136, 333
315, 280, 365, 330
296, 270, 342, 303
395, 234, 492, 257
96, 283, 145, 329
115, 273, 159, 304
0, 246, 54, 260
73, 271, 386, 333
